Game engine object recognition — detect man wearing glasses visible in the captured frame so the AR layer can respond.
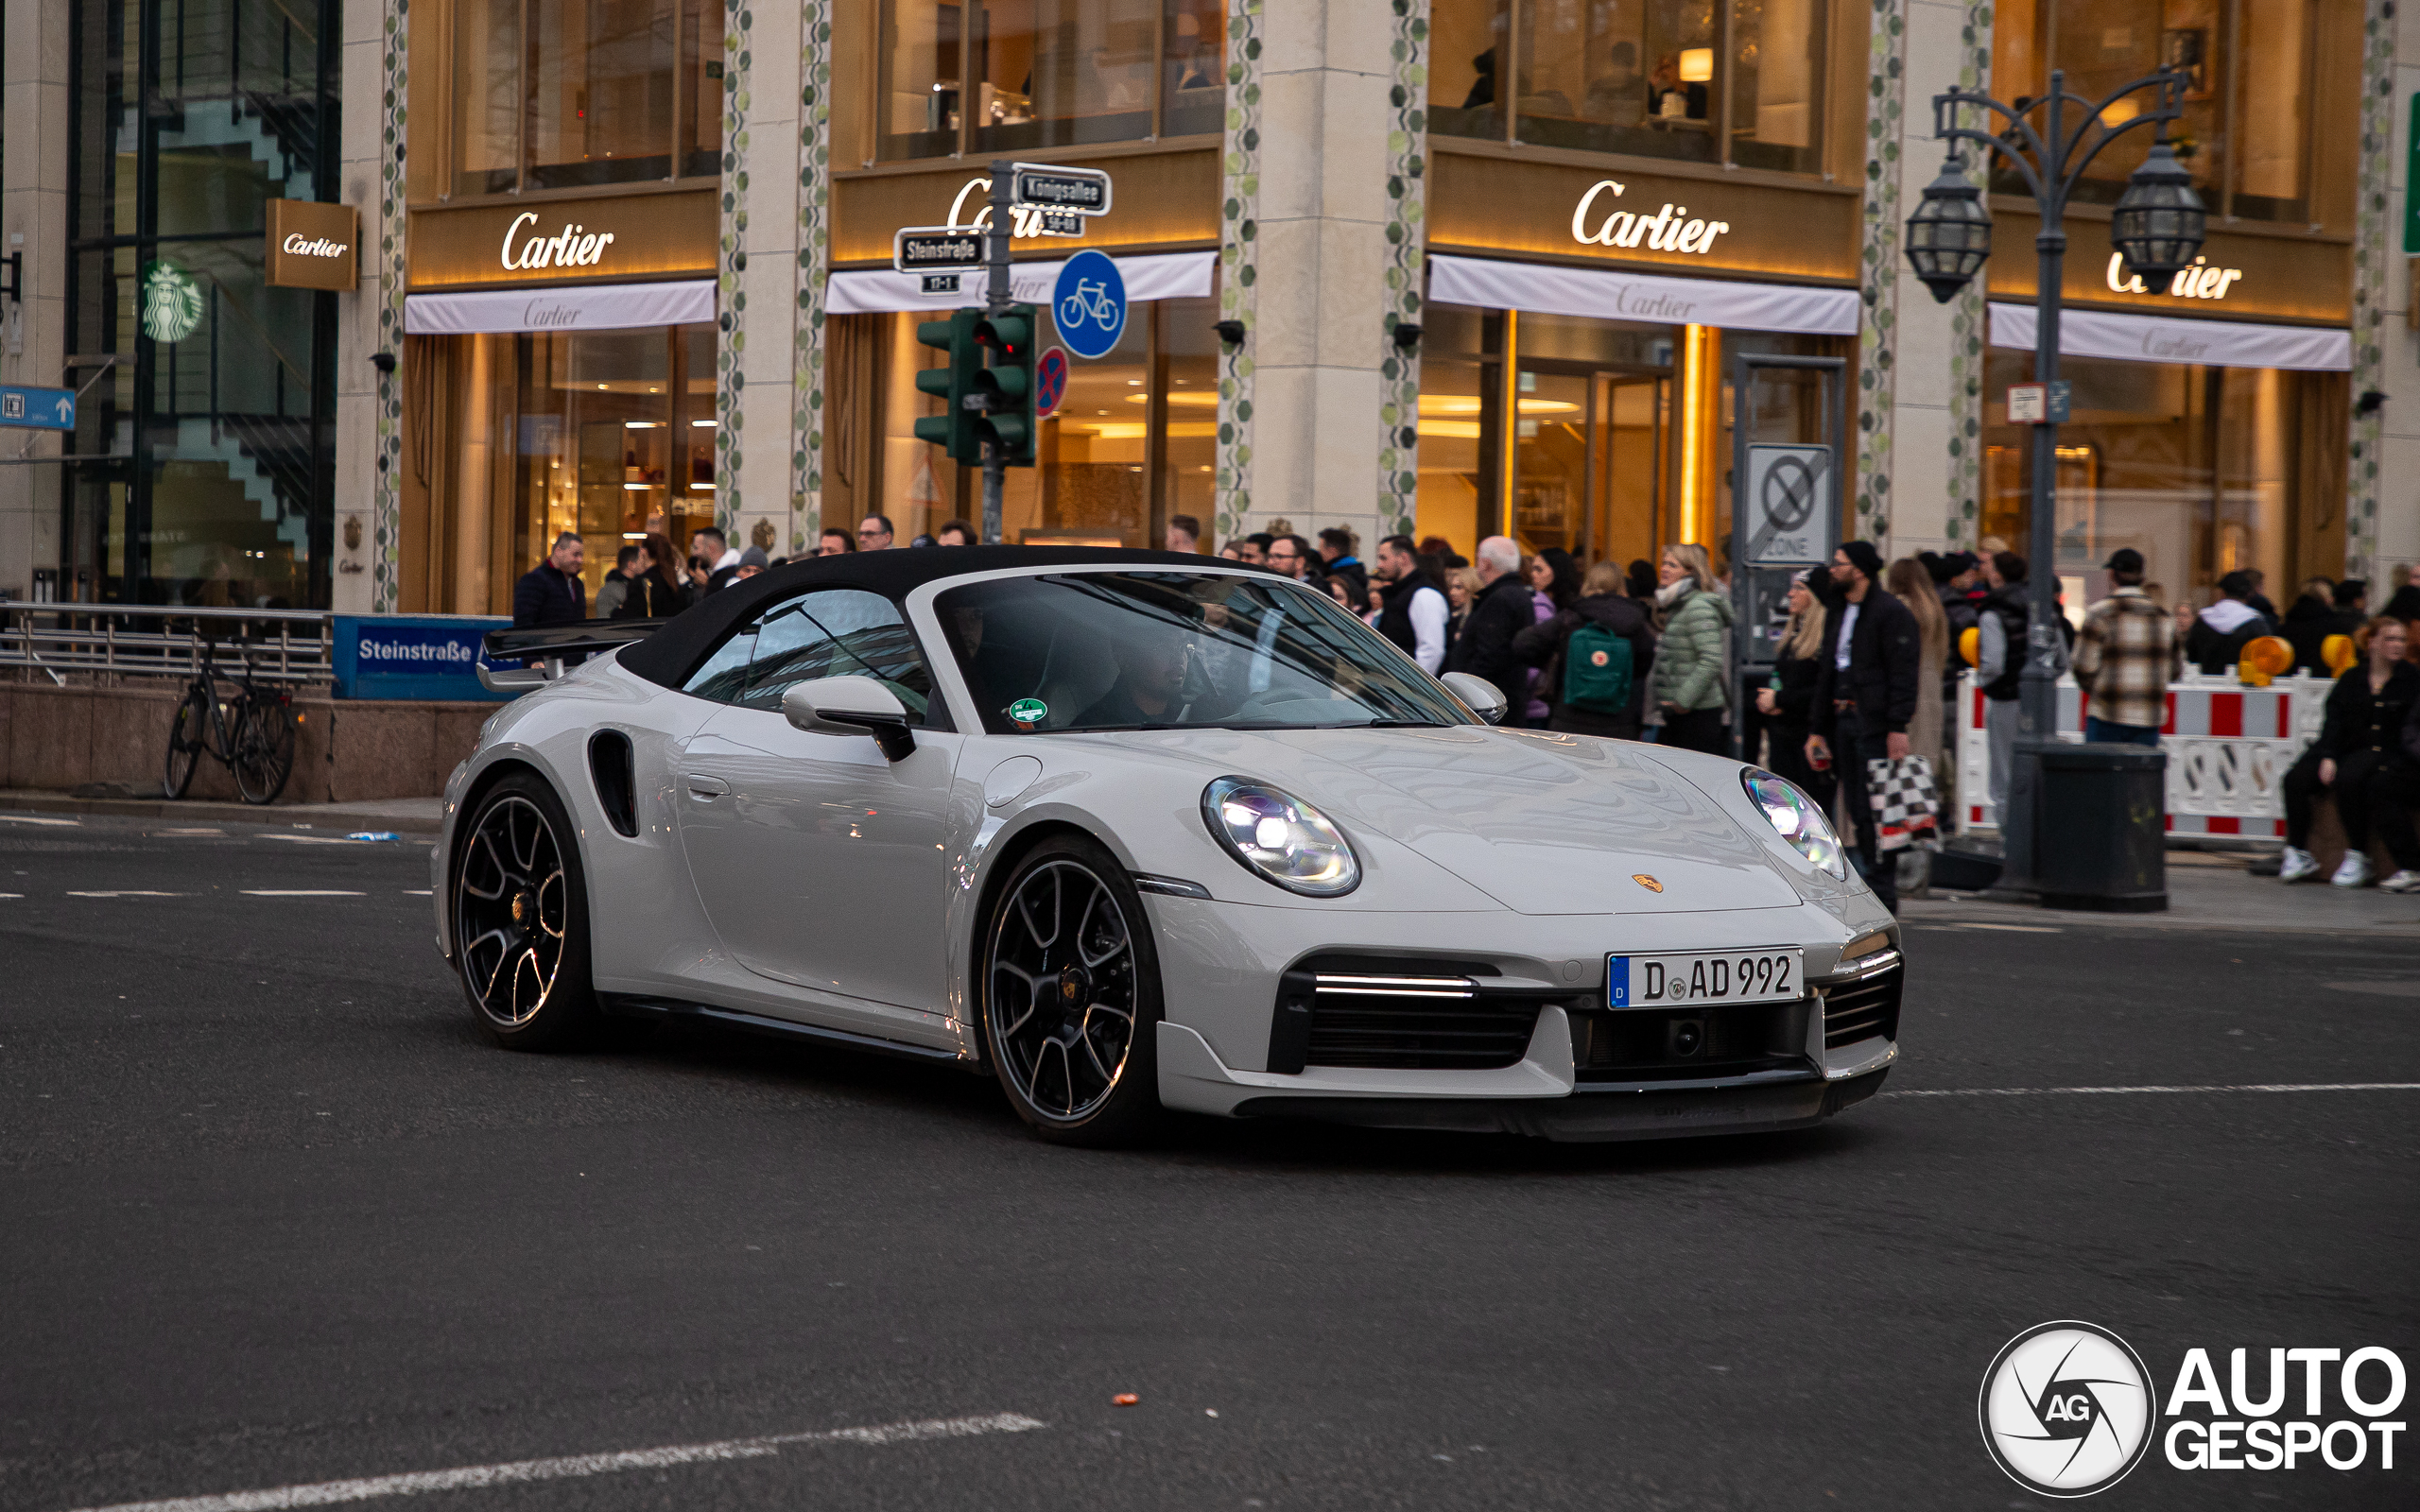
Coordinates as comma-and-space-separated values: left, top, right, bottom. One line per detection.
857, 514, 896, 551
1264, 535, 1311, 580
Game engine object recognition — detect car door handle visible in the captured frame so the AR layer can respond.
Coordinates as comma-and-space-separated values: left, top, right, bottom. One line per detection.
684, 774, 731, 801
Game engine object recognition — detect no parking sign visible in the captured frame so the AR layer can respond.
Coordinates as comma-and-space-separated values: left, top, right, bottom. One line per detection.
1034, 346, 1070, 418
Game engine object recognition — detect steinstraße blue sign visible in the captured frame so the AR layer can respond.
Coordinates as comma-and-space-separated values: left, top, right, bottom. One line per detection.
335, 615, 517, 701
0, 385, 76, 431
1051, 249, 1127, 360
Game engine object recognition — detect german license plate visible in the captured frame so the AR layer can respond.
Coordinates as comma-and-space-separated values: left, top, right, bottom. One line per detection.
1607, 948, 1802, 1008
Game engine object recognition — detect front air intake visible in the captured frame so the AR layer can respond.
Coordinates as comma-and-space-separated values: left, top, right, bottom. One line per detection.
1268, 958, 1546, 1074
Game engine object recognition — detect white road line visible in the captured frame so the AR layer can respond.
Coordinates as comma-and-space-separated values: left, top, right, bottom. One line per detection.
1893, 1082, 2420, 1098
56, 1411, 1047, 1512
401, 889, 431, 896
0, 814, 82, 826
0, 892, 22, 899
240, 890, 367, 898
64, 891, 182, 899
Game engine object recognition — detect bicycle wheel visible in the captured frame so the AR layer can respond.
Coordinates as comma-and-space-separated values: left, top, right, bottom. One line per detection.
232, 693, 296, 804
163, 684, 210, 799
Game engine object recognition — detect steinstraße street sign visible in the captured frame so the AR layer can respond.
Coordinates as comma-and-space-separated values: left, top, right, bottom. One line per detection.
1740, 443, 1832, 566
893, 227, 984, 275
1051, 250, 1128, 361
1010, 164, 1113, 218
0, 385, 76, 431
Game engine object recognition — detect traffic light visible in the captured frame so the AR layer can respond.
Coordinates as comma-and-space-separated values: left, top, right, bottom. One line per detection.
973, 304, 1037, 466
911, 308, 982, 462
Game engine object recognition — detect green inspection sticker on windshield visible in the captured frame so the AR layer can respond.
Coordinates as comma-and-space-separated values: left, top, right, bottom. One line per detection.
1008, 697, 1047, 726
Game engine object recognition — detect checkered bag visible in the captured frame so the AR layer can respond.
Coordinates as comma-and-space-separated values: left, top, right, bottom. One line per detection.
1864, 754, 1941, 853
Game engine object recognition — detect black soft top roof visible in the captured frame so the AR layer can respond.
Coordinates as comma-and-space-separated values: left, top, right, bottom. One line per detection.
617, 545, 1273, 689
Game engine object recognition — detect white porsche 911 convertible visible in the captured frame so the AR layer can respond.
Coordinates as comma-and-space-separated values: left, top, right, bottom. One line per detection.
437, 547, 1902, 1145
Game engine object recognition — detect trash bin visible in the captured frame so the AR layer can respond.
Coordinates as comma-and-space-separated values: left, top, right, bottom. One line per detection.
2031, 742, 2167, 912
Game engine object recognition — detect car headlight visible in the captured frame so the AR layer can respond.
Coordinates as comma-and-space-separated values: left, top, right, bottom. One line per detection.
1741, 767, 1848, 881
1201, 778, 1360, 897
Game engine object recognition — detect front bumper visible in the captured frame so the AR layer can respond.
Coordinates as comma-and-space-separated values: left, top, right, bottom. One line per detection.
1228, 1065, 1890, 1142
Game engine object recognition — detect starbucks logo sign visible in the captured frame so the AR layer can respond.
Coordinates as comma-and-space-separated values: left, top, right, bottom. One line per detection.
142, 261, 204, 343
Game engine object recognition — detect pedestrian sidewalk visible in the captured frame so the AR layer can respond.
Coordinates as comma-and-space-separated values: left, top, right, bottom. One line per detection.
0, 788, 444, 834
1905, 850, 2420, 935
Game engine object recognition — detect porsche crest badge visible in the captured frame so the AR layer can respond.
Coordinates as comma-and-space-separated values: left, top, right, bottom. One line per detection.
1633, 874, 1664, 893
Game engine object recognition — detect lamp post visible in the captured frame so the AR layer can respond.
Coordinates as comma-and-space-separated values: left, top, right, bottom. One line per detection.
1902, 69, 2205, 898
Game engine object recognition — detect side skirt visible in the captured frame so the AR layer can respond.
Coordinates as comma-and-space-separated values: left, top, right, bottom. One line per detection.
598, 993, 981, 1072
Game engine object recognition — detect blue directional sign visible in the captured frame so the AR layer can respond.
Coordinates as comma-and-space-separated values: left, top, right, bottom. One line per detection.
1050, 249, 1127, 360
334, 615, 519, 701
0, 385, 76, 431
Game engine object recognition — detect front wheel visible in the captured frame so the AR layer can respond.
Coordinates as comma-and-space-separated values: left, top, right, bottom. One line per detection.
451, 774, 597, 1050
980, 834, 1163, 1146
163, 685, 209, 799
232, 694, 295, 804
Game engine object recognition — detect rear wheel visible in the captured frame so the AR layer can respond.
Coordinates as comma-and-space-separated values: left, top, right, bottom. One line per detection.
231, 693, 295, 804
163, 685, 209, 799
979, 834, 1163, 1145
451, 774, 596, 1050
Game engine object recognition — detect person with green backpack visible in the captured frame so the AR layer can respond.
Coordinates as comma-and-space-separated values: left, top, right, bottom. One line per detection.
1512, 558, 1658, 738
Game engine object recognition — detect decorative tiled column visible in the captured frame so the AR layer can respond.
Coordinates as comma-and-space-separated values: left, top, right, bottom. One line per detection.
2346, 0, 2395, 582
791, 2, 832, 557
1374, 0, 1428, 540
368, 0, 411, 611
716, 1, 804, 563
2382, 0, 2420, 579
1219, 0, 1402, 553
1860, 0, 1991, 558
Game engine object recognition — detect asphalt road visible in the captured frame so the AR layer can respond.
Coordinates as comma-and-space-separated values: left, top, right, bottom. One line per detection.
1, 812, 2413, 1511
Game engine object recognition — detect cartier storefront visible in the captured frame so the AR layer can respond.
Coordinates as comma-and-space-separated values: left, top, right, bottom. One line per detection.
396, 0, 724, 615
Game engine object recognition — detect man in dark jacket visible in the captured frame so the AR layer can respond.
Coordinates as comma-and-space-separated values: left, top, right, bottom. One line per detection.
1371, 534, 1450, 673
511, 532, 587, 627
1445, 535, 1535, 715
1316, 528, 1369, 608
2280, 576, 2356, 675
1808, 539, 1920, 910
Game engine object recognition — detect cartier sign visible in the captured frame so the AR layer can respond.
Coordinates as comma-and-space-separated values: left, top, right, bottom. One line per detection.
1570, 180, 1733, 256
2106, 252, 2243, 302
406, 191, 717, 290
265, 199, 358, 291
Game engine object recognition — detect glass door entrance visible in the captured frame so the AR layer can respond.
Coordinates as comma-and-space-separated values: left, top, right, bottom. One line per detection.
1512, 363, 1669, 572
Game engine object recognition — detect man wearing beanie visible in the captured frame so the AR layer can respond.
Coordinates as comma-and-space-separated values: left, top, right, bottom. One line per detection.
1808, 539, 1921, 910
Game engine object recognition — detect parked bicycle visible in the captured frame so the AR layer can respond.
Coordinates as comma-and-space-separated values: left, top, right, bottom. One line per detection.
164, 626, 298, 803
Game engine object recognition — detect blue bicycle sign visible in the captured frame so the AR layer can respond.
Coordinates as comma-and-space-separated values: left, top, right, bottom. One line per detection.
1050, 249, 1127, 360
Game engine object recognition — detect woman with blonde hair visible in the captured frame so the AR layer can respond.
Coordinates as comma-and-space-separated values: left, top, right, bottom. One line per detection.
1651, 542, 1734, 753
1884, 557, 1949, 767
1753, 568, 1836, 809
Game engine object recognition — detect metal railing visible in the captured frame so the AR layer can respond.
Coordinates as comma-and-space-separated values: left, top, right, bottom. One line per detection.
0, 602, 334, 686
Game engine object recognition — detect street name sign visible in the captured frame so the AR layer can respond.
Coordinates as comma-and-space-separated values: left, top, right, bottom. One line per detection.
893, 227, 984, 275
919, 272, 963, 297
1010, 164, 1113, 217
0, 385, 76, 431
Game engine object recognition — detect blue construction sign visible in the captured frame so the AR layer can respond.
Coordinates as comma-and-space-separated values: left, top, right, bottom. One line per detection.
1050, 249, 1128, 360
0, 385, 76, 431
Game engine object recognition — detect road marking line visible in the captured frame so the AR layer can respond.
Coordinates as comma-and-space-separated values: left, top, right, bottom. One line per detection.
158, 828, 225, 836
240, 890, 368, 898
1917, 921, 2065, 933
56, 1411, 1047, 1512
401, 889, 432, 896
0, 814, 83, 826
64, 891, 182, 898
1894, 1082, 2420, 1098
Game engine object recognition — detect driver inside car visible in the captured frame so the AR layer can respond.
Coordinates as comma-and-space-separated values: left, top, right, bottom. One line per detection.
1077, 612, 1235, 728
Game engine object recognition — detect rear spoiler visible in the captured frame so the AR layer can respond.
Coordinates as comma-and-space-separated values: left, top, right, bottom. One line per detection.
477, 619, 665, 692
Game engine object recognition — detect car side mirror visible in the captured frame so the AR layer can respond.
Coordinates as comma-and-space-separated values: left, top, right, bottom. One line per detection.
782, 676, 916, 761
1442, 671, 1509, 726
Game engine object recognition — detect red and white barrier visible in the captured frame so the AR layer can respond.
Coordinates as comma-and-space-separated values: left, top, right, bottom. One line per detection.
1954, 670, 2328, 841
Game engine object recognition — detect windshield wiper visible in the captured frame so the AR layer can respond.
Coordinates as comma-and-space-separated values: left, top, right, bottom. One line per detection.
1358, 718, 1447, 728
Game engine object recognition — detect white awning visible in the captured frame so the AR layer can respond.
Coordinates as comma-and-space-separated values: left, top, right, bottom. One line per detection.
1987, 302, 2350, 372
403, 279, 717, 335
826, 249, 1217, 315
1426, 253, 1859, 336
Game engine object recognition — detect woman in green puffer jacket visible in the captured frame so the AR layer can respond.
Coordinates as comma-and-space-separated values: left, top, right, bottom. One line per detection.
1651, 541, 1735, 754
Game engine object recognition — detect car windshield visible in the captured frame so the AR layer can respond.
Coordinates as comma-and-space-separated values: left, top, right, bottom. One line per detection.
934, 571, 1477, 734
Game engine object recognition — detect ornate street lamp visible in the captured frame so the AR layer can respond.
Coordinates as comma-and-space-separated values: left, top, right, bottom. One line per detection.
1905, 158, 1994, 305
1899, 68, 2204, 902
2109, 142, 2208, 284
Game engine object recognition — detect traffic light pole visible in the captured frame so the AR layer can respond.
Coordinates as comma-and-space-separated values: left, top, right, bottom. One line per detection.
982, 163, 1015, 545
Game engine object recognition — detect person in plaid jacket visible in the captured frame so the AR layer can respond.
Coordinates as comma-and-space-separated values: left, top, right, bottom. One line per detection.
2072, 548, 2179, 745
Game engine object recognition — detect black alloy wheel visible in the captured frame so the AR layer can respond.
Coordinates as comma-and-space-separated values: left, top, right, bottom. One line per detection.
232, 694, 296, 804
981, 834, 1163, 1145
451, 774, 596, 1049
163, 686, 210, 799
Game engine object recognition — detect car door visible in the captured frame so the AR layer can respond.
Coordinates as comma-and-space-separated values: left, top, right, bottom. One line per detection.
672, 587, 963, 1014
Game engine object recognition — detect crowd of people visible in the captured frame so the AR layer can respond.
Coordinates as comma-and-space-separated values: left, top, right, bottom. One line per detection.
512, 510, 2420, 902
